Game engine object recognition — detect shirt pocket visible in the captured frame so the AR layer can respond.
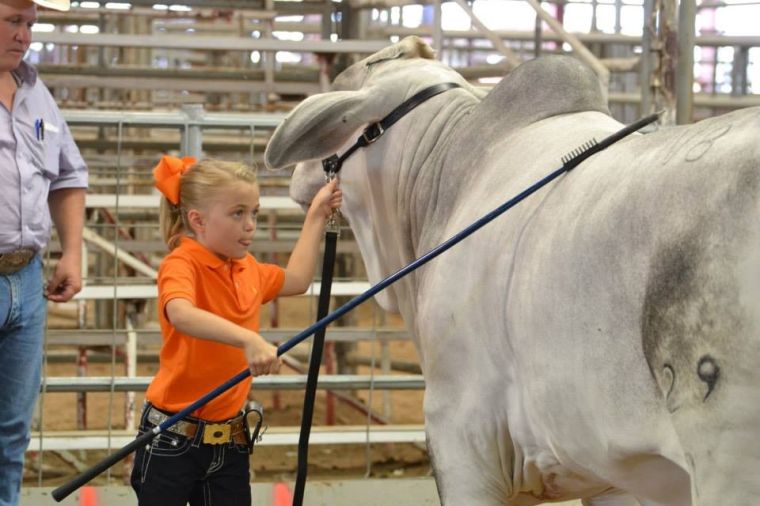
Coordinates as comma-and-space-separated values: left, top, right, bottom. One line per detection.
25, 118, 61, 180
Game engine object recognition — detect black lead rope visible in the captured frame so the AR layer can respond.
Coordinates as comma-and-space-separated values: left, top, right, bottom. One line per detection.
293, 211, 339, 506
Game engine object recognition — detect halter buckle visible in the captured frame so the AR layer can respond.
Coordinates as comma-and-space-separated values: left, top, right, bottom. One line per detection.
322, 154, 340, 174
362, 122, 385, 145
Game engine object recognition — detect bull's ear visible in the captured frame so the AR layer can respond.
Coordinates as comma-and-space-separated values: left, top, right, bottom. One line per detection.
265, 88, 383, 170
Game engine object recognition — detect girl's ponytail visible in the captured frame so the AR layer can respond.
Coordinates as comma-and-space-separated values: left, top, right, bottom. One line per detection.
159, 198, 185, 251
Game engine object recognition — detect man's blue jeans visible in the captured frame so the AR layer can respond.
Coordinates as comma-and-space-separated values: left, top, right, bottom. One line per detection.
0, 257, 45, 506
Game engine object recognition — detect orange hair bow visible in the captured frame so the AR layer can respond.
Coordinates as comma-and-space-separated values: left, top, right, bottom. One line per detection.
153, 155, 197, 205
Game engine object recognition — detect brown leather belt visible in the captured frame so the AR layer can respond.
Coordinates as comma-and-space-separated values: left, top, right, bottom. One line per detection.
0, 248, 36, 275
146, 405, 247, 446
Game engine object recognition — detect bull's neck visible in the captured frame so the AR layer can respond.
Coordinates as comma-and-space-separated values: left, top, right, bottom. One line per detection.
365, 92, 477, 322
402, 96, 476, 257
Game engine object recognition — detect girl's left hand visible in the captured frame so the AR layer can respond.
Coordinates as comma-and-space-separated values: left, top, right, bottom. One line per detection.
308, 179, 342, 219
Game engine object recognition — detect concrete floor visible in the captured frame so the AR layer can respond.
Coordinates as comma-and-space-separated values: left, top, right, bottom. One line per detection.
22, 479, 586, 505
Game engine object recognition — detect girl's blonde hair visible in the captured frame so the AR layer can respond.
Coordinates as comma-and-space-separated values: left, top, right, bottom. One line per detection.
159, 159, 258, 250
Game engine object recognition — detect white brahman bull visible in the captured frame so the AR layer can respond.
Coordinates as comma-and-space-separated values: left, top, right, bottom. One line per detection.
265, 36, 760, 506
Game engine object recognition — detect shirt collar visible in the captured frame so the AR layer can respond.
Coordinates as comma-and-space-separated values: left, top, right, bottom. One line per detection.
180, 237, 248, 271
11, 61, 38, 87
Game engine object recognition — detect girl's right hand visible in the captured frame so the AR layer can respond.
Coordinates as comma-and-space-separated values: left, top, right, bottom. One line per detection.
244, 333, 282, 376
307, 178, 342, 220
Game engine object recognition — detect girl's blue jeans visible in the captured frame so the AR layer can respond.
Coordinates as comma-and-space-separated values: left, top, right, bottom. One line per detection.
131, 404, 252, 506
0, 257, 45, 506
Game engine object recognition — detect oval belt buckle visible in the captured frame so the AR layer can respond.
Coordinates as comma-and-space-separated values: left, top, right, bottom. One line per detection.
203, 423, 231, 445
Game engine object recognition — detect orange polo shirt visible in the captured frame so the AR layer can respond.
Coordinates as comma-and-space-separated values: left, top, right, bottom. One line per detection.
146, 237, 285, 421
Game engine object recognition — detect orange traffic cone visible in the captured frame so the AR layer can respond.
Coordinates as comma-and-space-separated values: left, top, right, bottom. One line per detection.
79, 486, 98, 506
272, 482, 293, 506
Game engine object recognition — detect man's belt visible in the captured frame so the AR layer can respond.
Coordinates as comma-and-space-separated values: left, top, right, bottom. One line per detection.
146, 405, 247, 446
0, 248, 36, 275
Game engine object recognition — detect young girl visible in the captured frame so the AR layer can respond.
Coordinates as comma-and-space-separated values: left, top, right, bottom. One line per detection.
131, 156, 341, 506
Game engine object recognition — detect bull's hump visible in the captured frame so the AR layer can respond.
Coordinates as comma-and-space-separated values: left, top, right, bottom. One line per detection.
478, 55, 610, 131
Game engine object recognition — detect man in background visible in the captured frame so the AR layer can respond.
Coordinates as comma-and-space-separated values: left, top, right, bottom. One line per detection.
0, 0, 87, 504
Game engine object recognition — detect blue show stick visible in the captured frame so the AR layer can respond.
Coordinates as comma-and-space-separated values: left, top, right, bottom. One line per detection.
52, 112, 657, 503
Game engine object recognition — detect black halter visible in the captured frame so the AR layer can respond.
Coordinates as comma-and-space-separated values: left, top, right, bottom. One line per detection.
321, 82, 461, 175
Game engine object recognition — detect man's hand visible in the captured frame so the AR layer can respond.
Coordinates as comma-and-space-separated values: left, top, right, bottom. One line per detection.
45, 255, 82, 302
48, 187, 85, 302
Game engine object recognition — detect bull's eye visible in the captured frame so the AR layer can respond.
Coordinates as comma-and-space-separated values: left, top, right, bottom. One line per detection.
697, 355, 720, 401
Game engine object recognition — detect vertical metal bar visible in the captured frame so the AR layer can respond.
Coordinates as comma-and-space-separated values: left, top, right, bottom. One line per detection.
711, 46, 718, 95
97, 12, 106, 106
357, 5, 370, 43
264, 0, 275, 102
676, 0, 695, 124
364, 339, 377, 479
249, 125, 256, 166
125, 317, 137, 433
106, 120, 125, 482
657, 0, 679, 125
324, 341, 336, 425
432, 0, 443, 58
380, 341, 392, 419
74, 181, 91, 444
123, 315, 137, 483
321, 0, 332, 41
76, 348, 88, 430
180, 104, 204, 158
75, 220, 90, 429
732, 46, 749, 96
640, 0, 655, 115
